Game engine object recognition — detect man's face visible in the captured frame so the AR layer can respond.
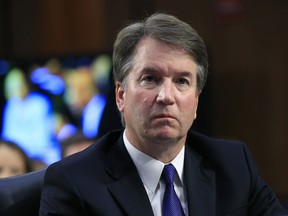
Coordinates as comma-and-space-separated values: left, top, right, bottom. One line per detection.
116, 37, 199, 148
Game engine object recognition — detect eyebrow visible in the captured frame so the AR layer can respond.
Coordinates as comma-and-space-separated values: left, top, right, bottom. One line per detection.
142, 67, 158, 74
177, 71, 194, 78
142, 67, 194, 78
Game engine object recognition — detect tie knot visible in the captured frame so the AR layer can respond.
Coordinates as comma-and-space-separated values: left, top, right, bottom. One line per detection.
162, 164, 177, 185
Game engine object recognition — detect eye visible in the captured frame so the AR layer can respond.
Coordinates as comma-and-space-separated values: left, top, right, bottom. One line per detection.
176, 77, 190, 85
141, 74, 157, 83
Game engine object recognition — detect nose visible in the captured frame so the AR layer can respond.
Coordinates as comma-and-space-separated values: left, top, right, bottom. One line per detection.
156, 81, 175, 105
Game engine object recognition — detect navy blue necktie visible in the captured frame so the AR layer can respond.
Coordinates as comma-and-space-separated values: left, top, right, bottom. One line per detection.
162, 164, 184, 216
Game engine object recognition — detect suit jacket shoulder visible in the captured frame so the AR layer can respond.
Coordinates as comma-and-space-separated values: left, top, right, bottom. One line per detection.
183, 130, 287, 216
40, 130, 154, 216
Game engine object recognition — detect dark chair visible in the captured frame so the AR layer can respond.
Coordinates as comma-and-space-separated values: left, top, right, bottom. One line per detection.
0, 168, 46, 216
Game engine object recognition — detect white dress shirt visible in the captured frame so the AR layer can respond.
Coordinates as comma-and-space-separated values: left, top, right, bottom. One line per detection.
123, 130, 188, 216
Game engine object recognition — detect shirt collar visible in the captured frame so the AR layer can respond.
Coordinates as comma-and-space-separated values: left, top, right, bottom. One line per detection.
123, 130, 185, 193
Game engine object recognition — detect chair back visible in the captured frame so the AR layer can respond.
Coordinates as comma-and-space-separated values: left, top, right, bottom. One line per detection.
0, 168, 46, 216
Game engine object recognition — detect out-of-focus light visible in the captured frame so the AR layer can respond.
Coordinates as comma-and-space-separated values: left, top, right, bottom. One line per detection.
82, 94, 106, 138
57, 123, 78, 141
4, 68, 28, 99
77, 57, 91, 68
0, 59, 9, 75
62, 57, 77, 69
30, 67, 65, 95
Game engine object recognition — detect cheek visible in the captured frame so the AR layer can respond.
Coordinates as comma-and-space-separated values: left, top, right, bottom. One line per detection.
124, 91, 152, 115
181, 95, 199, 117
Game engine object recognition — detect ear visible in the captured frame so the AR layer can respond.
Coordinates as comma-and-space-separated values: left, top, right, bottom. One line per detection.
193, 96, 199, 120
115, 82, 125, 112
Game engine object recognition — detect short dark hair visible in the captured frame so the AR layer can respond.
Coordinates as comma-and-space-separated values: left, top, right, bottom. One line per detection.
113, 12, 209, 95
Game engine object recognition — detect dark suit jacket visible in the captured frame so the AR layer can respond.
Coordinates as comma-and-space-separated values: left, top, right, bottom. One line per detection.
40, 130, 287, 216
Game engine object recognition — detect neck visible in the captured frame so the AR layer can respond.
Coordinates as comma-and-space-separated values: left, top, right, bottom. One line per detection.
126, 131, 186, 163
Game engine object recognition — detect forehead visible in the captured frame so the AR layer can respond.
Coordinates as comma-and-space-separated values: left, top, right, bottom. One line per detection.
0, 145, 24, 164
132, 37, 197, 74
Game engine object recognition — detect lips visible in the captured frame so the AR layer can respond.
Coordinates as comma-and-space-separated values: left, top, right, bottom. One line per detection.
153, 113, 176, 120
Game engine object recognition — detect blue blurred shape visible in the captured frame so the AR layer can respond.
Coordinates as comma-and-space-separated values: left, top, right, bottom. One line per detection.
0, 59, 9, 75
82, 94, 106, 138
30, 67, 65, 95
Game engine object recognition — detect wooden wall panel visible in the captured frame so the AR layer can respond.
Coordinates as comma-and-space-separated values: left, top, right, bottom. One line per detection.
38, 0, 107, 56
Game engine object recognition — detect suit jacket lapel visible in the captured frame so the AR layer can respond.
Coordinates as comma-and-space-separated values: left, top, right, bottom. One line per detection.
105, 137, 154, 216
102, 131, 216, 216
184, 143, 216, 216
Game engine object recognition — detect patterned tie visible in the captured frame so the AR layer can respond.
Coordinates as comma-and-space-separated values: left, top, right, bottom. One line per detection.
162, 164, 184, 216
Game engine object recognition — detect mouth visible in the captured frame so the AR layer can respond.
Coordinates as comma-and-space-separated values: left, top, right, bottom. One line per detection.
153, 114, 176, 120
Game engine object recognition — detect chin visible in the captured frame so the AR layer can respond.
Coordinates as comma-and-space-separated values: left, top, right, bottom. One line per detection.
150, 129, 180, 141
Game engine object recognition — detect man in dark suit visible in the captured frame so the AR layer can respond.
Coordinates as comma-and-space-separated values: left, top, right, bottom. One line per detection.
40, 13, 287, 215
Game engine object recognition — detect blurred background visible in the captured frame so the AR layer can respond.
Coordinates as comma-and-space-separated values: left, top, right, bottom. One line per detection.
0, 0, 287, 203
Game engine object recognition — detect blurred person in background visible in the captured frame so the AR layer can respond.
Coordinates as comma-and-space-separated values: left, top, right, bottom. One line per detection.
0, 138, 32, 178
1, 67, 61, 165
63, 66, 106, 139
60, 131, 95, 158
